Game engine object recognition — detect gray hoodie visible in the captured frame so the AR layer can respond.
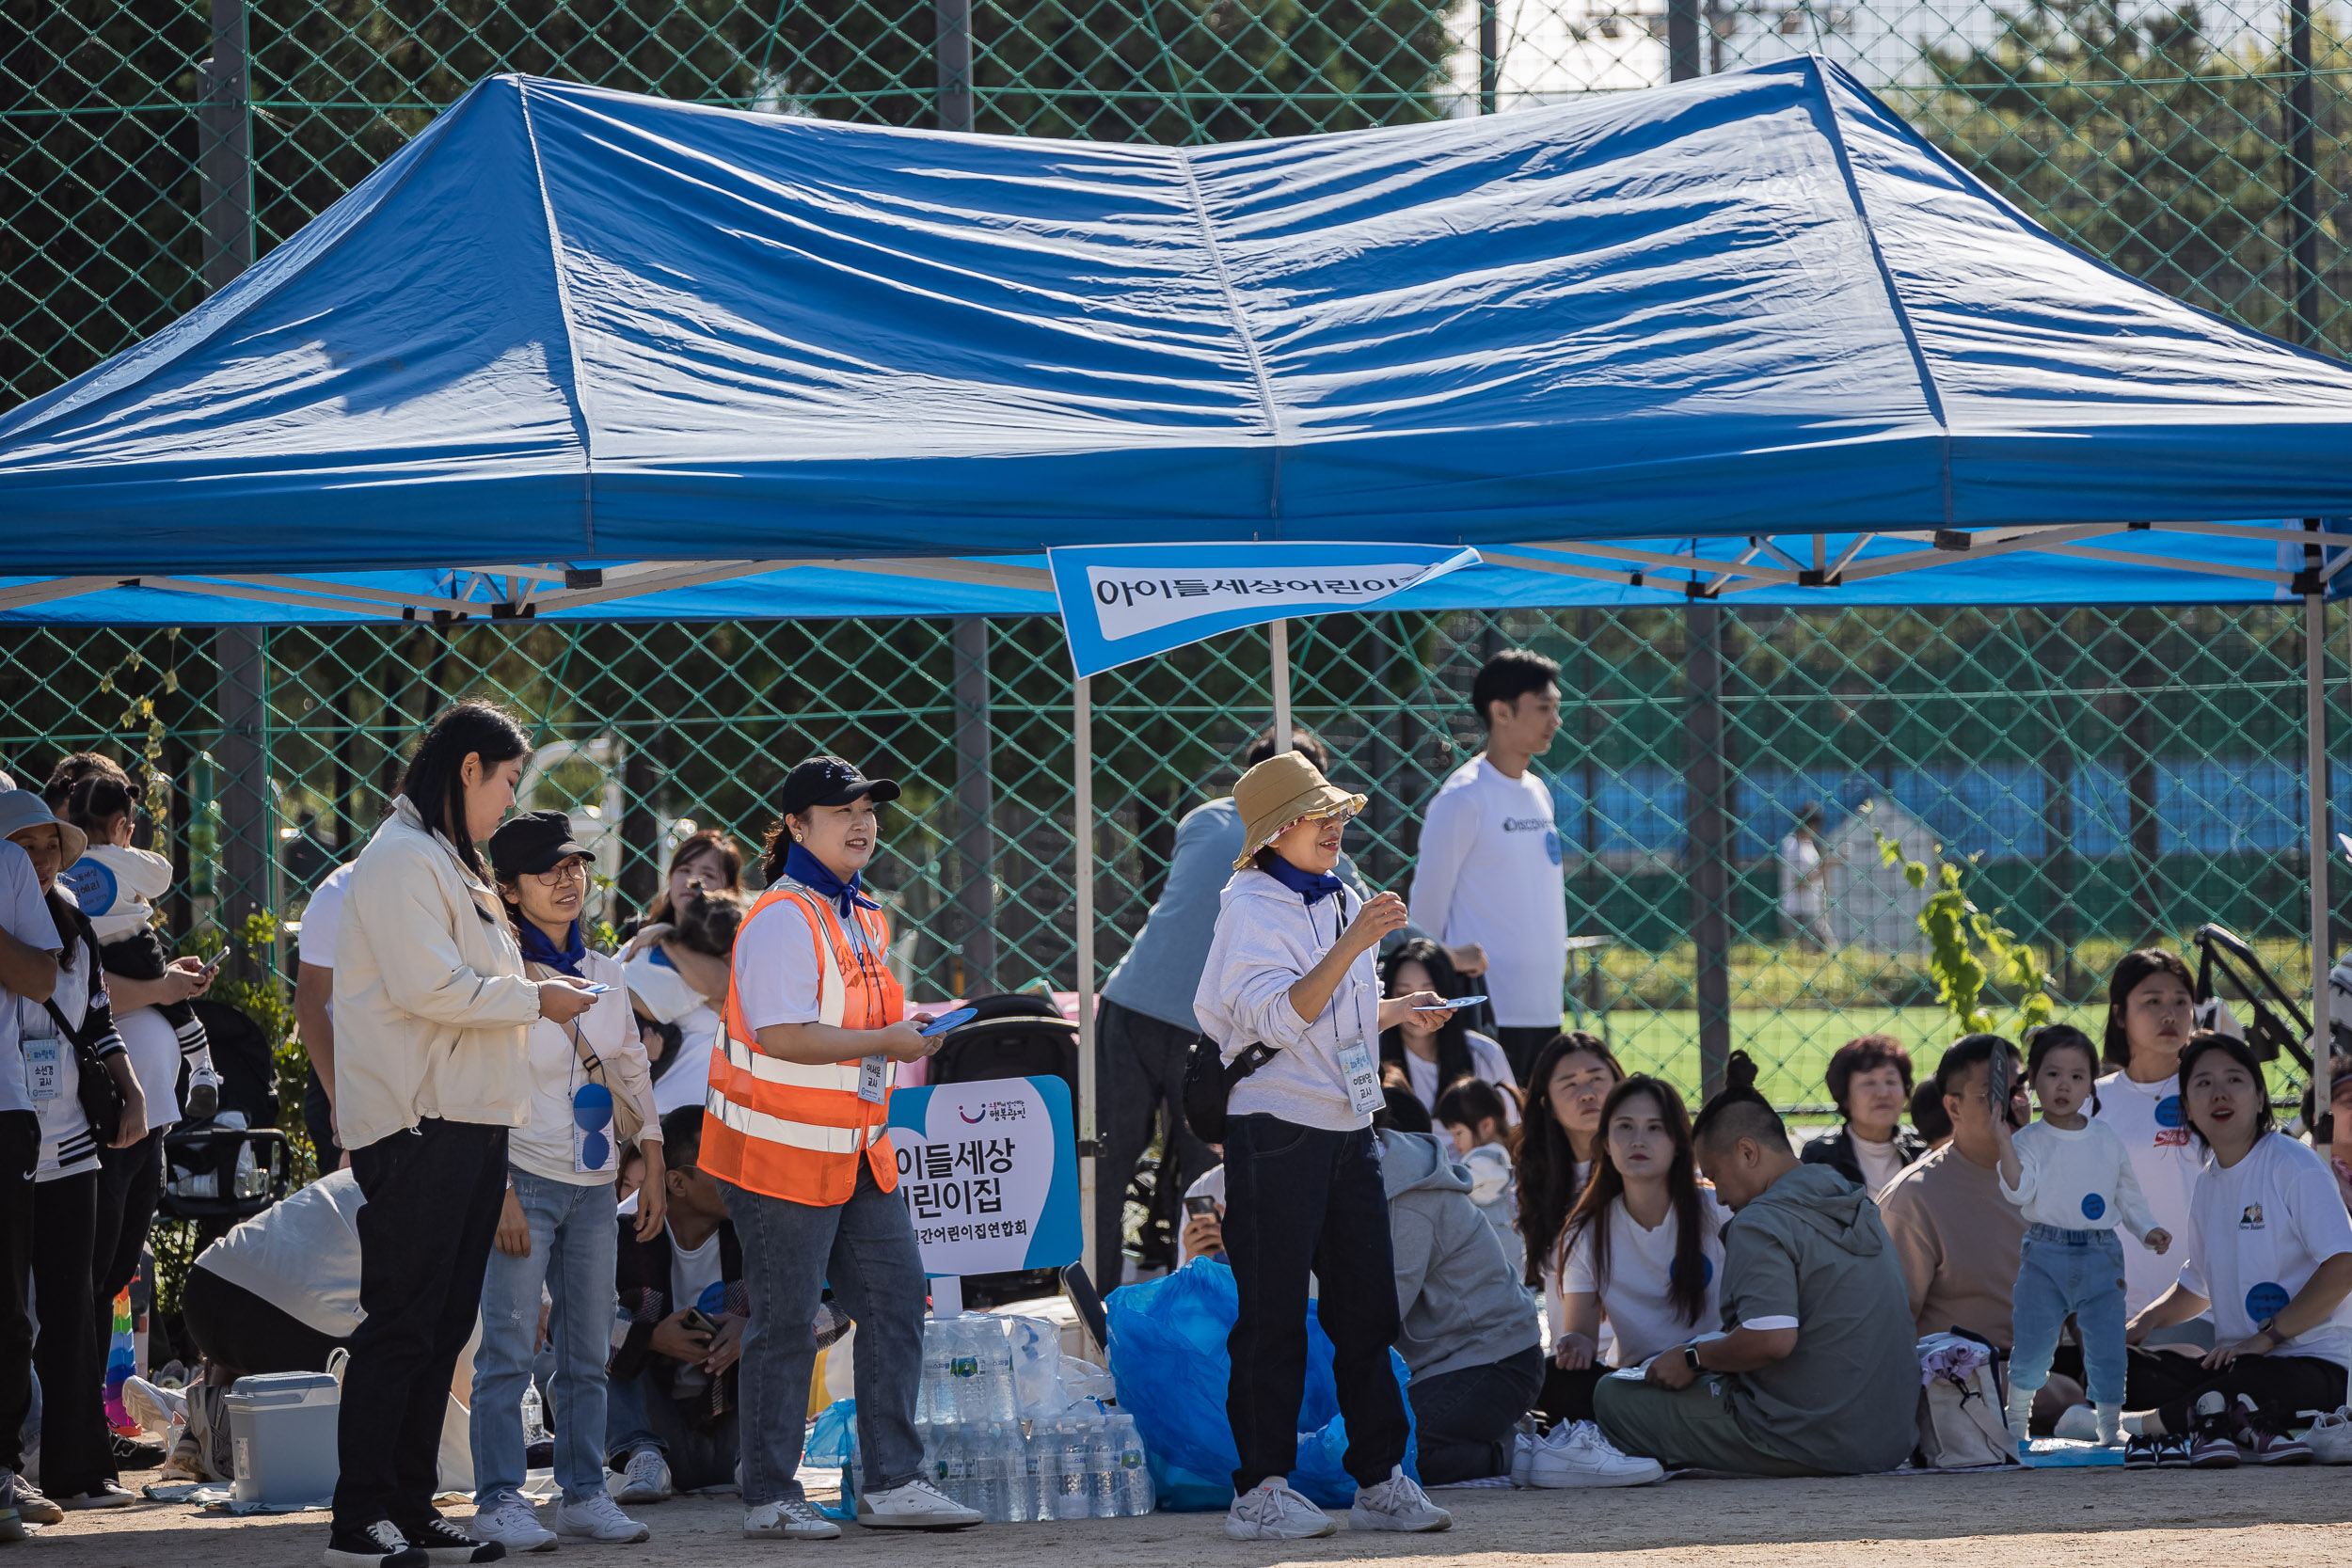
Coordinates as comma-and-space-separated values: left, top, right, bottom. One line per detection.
1717, 1163, 1918, 1474
1379, 1130, 1543, 1382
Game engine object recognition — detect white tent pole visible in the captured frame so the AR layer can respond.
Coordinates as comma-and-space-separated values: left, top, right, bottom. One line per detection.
1073, 671, 1099, 1283
1271, 618, 1293, 753
2311, 578, 2334, 1153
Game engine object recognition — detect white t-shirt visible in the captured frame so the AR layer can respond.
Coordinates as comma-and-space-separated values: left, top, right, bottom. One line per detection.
1407, 758, 1567, 1030
1180, 1165, 1228, 1264
194, 1168, 366, 1338
1851, 1131, 1910, 1196
731, 885, 883, 1033
2092, 1068, 2206, 1315
1401, 1031, 1520, 1124
58, 844, 173, 944
1562, 1190, 1733, 1367
669, 1222, 727, 1320
509, 949, 635, 1184
0, 842, 57, 1118
2179, 1132, 2352, 1370
296, 863, 356, 1024
2000, 1117, 2162, 1240
118, 1006, 184, 1132
626, 950, 722, 1117
1778, 834, 1823, 921
27, 944, 104, 1180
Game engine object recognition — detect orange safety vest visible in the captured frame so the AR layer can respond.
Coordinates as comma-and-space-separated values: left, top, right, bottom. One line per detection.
702, 883, 906, 1206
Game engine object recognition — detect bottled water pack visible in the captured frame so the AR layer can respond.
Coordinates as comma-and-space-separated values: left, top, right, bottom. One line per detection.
912, 1316, 1153, 1522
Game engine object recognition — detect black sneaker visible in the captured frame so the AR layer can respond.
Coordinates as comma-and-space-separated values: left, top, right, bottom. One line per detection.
324, 1521, 430, 1568
396, 1514, 508, 1565
113, 1433, 167, 1468
2226, 1394, 2316, 1465
2122, 1433, 2162, 1469
2154, 1433, 2194, 1468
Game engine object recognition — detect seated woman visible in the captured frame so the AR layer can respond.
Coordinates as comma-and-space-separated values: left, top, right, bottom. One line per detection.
1534, 1076, 1729, 1445
2122, 1032, 2352, 1465
1514, 1031, 1625, 1349
1377, 940, 1518, 1118
1800, 1034, 1927, 1195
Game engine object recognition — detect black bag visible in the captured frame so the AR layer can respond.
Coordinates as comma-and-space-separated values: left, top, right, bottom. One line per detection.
46, 928, 125, 1143
1180, 1038, 1276, 1144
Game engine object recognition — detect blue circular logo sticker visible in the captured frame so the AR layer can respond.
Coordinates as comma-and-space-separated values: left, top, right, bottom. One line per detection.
2080, 1192, 2106, 1221
1544, 829, 1563, 867
1668, 1254, 1715, 1288
2154, 1096, 2184, 1130
55, 857, 114, 915
2246, 1282, 2291, 1323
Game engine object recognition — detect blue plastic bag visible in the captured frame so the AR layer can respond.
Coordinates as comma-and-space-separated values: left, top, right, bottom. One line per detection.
1104, 1258, 1417, 1511
806, 1398, 858, 1519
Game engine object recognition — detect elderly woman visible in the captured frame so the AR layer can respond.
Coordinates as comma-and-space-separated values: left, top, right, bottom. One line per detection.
1194, 751, 1450, 1542
326, 703, 596, 1568
1800, 1034, 1928, 1195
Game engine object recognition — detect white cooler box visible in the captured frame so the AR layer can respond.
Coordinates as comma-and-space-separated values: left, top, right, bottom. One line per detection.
227, 1370, 341, 1507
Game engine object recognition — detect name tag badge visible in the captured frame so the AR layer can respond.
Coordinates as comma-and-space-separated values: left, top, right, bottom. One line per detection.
1337, 1037, 1384, 1117
857, 1054, 888, 1104
23, 1035, 61, 1102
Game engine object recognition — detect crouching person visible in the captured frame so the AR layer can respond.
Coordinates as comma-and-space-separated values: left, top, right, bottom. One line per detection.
1379, 1090, 1544, 1484
606, 1106, 744, 1503
1566, 1053, 1917, 1480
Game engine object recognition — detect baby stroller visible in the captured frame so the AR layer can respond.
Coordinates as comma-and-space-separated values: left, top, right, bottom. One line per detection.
924, 994, 1078, 1308
158, 998, 292, 1236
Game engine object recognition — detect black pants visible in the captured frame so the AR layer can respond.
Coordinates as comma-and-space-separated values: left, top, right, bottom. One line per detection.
183, 1266, 351, 1376
92, 1127, 162, 1340
0, 1113, 39, 1477
332, 1118, 507, 1532
32, 1170, 105, 1499
1222, 1115, 1407, 1494
1493, 1027, 1559, 1086
1408, 1345, 1545, 1483
1535, 1360, 1607, 1427
1094, 999, 1217, 1291
2127, 1347, 2349, 1433
305, 1065, 341, 1169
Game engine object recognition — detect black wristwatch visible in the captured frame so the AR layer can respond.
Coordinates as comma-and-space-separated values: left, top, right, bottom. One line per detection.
1683, 1345, 1704, 1374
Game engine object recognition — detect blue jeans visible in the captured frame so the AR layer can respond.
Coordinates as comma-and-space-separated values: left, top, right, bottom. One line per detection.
604, 1364, 741, 1493
471, 1168, 619, 1506
720, 1160, 926, 1508
2010, 1225, 2125, 1406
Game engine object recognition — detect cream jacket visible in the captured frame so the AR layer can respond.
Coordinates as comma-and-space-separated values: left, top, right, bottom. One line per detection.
330, 799, 539, 1149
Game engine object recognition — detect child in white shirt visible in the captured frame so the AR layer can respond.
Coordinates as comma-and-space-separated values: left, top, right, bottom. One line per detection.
1994, 1024, 2171, 1449
1434, 1076, 1523, 1280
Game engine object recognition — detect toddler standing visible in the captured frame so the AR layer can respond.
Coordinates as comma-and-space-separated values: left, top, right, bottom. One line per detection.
1993, 1023, 2170, 1449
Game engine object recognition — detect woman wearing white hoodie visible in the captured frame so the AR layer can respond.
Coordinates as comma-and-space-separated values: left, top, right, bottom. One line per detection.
1193, 752, 1452, 1542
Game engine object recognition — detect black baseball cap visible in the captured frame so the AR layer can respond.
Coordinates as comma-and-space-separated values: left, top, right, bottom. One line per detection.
488, 809, 593, 879
780, 755, 901, 816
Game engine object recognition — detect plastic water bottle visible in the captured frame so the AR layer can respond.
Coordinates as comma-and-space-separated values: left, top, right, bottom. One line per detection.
1110, 1414, 1153, 1516
1003, 1425, 1032, 1523
935, 1424, 969, 1507
950, 1321, 985, 1422
980, 1323, 1019, 1423
1053, 1419, 1089, 1520
921, 1320, 955, 1425
972, 1423, 1008, 1522
1022, 1427, 1053, 1523
518, 1381, 548, 1445
1084, 1417, 1118, 1518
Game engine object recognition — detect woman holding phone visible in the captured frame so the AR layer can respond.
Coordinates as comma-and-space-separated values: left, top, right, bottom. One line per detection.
1194, 751, 1453, 1541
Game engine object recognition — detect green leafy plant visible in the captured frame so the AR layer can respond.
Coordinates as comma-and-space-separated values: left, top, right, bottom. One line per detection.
1876, 830, 2056, 1041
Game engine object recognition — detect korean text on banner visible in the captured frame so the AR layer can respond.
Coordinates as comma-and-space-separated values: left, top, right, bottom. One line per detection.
1048, 544, 1481, 676
888, 1074, 1082, 1279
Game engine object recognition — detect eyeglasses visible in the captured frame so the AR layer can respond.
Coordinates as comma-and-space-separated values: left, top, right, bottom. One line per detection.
529, 861, 593, 887
574, 1081, 614, 1169
1311, 808, 1359, 828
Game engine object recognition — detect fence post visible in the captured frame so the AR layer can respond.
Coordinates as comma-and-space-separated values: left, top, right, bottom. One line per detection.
2288, 0, 2321, 345
1686, 602, 1731, 1099
1479, 0, 1498, 114
214, 626, 274, 960
196, 0, 252, 293
1667, 0, 1702, 83
952, 617, 995, 994
937, 0, 974, 133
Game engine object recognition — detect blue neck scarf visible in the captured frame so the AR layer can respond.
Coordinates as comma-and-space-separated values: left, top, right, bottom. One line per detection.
1263, 852, 1346, 907
518, 917, 587, 977
784, 843, 880, 918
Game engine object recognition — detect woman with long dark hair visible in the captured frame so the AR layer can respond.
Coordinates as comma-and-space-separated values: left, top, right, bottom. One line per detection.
326, 701, 598, 1568
1534, 1077, 1727, 1435
2092, 948, 2205, 1323
1378, 939, 1518, 1117
1514, 1031, 1625, 1328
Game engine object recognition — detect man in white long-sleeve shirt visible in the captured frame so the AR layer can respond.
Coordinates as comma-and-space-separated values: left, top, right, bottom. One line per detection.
1407, 650, 1566, 1082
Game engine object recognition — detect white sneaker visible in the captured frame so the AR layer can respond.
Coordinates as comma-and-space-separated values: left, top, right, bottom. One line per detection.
612, 1448, 671, 1506
2302, 1406, 2352, 1465
1224, 1479, 1336, 1541
122, 1373, 187, 1438
471, 1495, 558, 1554
854, 1478, 981, 1530
1529, 1420, 1665, 1488
1349, 1466, 1451, 1532
2052, 1403, 2100, 1443
1510, 1433, 1535, 1488
555, 1493, 649, 1544
745, 1497, 841, 1539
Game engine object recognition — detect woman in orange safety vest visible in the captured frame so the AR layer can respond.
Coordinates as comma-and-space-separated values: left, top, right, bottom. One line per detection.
703, 754, 982, 1538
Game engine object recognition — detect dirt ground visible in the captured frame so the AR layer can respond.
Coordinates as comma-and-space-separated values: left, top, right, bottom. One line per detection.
17, 1465, 2350, 1568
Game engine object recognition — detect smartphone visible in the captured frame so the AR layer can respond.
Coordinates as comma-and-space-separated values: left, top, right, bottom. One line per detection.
1412, 994, 1486, 1012
679, 1307, 718, 1337
1184, 1195, 1218, 1218
196, 949, 229, 980
577, 981, 612, 996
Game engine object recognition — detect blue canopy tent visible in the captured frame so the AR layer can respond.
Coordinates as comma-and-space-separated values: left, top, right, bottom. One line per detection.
7, 55, 2349, 1251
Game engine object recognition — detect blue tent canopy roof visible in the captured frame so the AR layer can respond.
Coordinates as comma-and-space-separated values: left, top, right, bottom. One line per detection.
6, 59, 2352, 578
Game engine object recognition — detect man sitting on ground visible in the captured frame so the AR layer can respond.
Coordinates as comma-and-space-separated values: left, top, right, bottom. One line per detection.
1561, 1053, 1916, 1479
606, 1106, 744, 1503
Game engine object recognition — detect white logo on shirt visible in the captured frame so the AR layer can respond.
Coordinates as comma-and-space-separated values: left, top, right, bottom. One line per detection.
1501, 816, 1549, 832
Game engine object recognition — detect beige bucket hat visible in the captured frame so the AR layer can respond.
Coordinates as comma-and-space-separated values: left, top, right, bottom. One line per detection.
1231, 752, 1367, 870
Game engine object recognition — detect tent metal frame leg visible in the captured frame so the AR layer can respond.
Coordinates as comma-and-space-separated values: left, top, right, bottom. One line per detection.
1074, 672, 1098, 1280
2308, 578, 2334, 1153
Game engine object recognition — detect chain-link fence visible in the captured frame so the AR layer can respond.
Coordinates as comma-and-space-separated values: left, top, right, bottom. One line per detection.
0, 603, 2334, 1130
